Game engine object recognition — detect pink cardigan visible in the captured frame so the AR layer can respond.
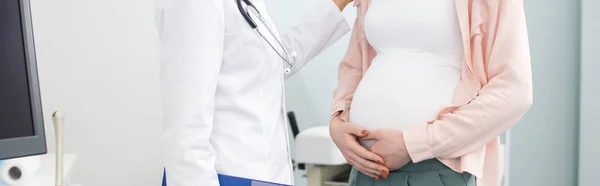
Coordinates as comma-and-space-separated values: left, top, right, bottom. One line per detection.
330, 0, 533, 185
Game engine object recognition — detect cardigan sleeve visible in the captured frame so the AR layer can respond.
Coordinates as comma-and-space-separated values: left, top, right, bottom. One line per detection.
403, 0, 533, 162
331, 3, 375, 122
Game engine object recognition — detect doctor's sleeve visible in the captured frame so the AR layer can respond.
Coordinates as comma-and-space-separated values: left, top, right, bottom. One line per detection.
155, 0, 224, 186
281, 0, 350, 78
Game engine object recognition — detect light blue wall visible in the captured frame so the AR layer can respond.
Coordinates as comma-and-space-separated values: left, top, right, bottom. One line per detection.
267, 0, 583, 185
509, 0, 581, 185
578, 0, 599, 185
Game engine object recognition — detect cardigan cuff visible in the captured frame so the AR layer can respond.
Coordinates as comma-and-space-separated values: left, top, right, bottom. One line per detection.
403, 122, 435, 162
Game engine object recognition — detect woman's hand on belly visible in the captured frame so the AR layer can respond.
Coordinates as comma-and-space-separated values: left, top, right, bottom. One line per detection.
330, 116, 390, 179
362, 129, 411, 170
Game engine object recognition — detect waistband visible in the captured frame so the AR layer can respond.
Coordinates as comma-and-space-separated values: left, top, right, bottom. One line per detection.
393, 159, 449, 173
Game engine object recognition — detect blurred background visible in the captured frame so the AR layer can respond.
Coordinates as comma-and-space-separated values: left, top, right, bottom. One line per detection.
22, 0, 597, 185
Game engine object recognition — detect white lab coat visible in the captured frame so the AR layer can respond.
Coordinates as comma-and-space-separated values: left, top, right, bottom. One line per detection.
154, 0, 350, 185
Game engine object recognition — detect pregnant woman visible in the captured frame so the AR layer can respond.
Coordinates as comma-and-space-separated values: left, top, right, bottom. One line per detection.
329, 0, 532, 185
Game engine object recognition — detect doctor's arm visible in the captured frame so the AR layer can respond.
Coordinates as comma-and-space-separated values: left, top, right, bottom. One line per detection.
156, 0, 224, 185
281, 0, 351, 78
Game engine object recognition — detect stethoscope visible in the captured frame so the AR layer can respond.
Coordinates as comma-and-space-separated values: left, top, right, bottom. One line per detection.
236, 0, 295, 74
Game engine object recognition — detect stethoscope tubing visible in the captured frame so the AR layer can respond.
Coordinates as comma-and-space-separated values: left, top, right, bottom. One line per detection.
236, 0, 295, 71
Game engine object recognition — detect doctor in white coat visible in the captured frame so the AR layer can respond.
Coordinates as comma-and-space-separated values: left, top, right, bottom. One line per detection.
154, 0, 360, 185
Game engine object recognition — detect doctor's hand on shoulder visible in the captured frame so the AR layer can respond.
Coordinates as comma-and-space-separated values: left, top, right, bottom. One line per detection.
330, 116, 390, 180
332, 0, 354, 11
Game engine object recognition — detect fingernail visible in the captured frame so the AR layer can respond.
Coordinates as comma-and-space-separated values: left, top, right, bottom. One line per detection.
361, 129, 367, 134
374, 176, 379, 180
377, 160, 384, 165
381, 173, 387, 179
382, 169, 389, 175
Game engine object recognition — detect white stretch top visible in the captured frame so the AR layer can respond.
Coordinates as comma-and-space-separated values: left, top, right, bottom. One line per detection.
349, 0, 464, 148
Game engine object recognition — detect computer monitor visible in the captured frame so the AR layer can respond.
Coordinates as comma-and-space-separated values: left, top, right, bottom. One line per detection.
0, 0, 47, 160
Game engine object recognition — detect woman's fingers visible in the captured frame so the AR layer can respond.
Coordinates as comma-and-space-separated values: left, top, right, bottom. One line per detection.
359, 169, 381, 180
351, 151, 388, 178
342, 122, 368, 137
347, 139, 385, 165
347, 151, 387, 179
360, 130, 378, 140
362, 158, 389, 176
331, 120, 390, 180
346, 153, 379, 179
341, 134, 387, 175
344, 151, 376, 176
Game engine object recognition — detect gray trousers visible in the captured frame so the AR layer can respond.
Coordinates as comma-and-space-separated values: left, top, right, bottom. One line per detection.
349, 159, 476, 186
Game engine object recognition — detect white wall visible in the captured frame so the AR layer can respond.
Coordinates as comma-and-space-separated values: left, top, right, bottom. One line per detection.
30, 0, 163, 185
578, 0, 600, 185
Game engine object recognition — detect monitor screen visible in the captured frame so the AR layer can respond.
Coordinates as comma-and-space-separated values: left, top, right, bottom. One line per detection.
0, 0, 46, 160
0, 0, 36, 140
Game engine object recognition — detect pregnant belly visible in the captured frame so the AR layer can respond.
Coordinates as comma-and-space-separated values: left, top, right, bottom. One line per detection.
349, 51, 461, 147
